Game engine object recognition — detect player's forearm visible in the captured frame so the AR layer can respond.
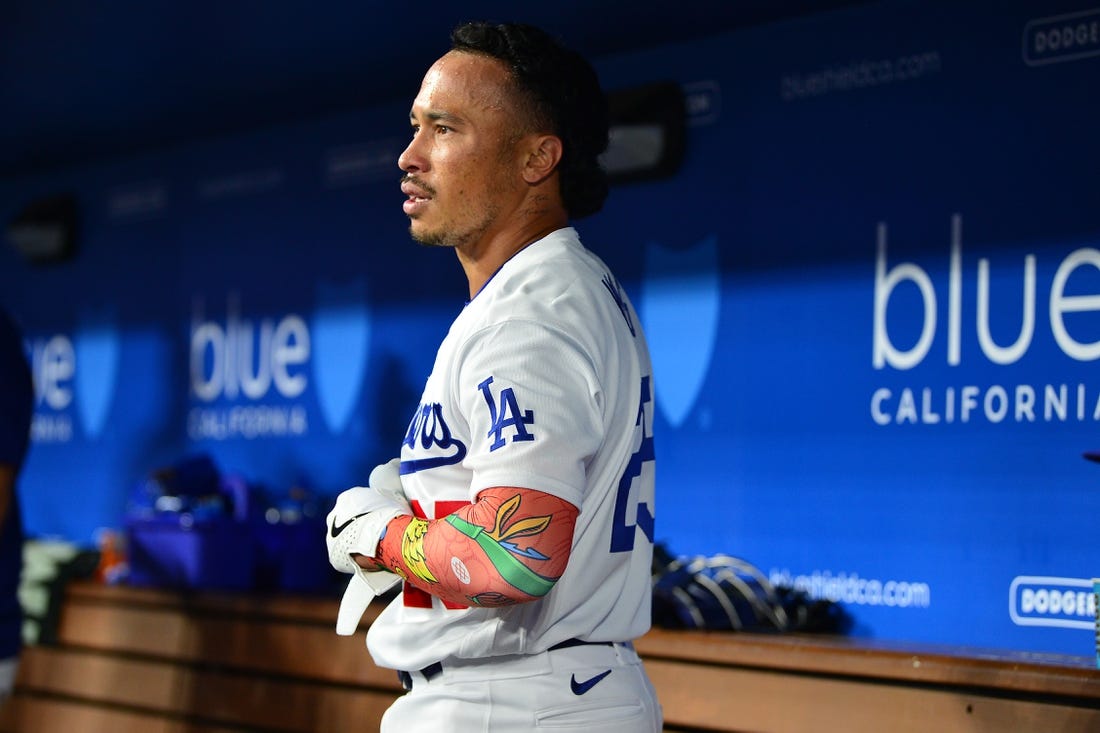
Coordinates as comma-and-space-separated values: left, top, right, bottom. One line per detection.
366, 487, 577, 608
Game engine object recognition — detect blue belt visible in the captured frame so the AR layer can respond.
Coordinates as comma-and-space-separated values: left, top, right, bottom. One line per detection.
397, 638, 616, 691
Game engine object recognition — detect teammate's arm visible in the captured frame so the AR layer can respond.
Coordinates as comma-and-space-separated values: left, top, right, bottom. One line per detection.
355, 487, 578, 608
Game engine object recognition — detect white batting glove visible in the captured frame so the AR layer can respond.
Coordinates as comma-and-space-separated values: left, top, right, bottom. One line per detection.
327, 458, 409, 635
326, 458, 410, 571
367, 457, 406, 507
326, 488, 407, 574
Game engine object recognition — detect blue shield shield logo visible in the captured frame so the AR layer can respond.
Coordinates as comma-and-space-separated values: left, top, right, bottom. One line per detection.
74, 311, 120, 439
312, 280, 370, 434
641, 237, 721, 428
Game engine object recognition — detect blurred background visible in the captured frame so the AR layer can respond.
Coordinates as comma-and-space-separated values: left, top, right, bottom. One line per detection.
1, 0, 1098, 655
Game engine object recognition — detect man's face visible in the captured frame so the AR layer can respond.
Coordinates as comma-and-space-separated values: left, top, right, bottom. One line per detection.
399, 51, 527, 249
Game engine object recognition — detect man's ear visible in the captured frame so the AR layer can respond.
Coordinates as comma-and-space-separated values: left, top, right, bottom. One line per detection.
522, 134, 563, 185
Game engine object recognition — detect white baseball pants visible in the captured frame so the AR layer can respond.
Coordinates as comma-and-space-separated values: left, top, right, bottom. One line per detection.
381, 641, 662, 732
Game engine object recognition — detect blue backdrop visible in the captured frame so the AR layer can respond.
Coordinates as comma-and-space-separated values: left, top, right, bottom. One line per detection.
2, 0, 1098, 655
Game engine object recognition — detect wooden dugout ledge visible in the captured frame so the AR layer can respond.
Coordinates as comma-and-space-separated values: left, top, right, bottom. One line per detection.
0, 581, 1097, 732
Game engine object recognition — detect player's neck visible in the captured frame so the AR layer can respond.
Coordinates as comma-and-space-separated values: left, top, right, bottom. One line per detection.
457, 211, 568, 299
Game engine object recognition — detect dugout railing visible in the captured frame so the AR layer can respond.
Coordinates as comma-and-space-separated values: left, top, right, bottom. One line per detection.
0, 581, 1097, 732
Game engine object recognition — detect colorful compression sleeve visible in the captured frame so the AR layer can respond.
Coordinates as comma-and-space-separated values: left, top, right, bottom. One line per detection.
365, 487, 578, 608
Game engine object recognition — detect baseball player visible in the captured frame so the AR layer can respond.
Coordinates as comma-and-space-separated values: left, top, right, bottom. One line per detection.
327, 22, 661, 731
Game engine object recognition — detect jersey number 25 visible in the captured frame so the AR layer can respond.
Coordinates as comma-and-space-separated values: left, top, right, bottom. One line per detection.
610, 375, 655, 552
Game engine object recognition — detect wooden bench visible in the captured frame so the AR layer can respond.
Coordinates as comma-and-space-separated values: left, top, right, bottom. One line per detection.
1, 581, 1097, 732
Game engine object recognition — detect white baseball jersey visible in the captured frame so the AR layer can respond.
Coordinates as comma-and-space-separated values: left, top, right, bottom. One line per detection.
367, 227, 656, 672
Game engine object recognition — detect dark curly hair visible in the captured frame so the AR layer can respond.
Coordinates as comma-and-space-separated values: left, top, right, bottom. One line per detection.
450, 22, 610, 219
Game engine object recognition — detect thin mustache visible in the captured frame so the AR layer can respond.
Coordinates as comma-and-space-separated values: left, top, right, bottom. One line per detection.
401, 174, 435, 196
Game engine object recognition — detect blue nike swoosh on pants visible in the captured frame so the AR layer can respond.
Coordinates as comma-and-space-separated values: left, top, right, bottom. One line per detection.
570, 669, 613, 695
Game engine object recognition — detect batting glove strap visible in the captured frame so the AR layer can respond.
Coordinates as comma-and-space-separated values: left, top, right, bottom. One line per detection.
354, 566, 402, 595
335, 573, 399, 636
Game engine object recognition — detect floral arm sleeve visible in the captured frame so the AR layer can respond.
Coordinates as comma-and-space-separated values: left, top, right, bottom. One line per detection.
357, 487, 579, 608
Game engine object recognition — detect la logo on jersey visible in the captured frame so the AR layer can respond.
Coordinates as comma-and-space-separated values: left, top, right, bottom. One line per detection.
477, 376, 535, 451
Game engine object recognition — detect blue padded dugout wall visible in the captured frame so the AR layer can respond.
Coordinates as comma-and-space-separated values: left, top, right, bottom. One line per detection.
0, 0, 1098, 655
